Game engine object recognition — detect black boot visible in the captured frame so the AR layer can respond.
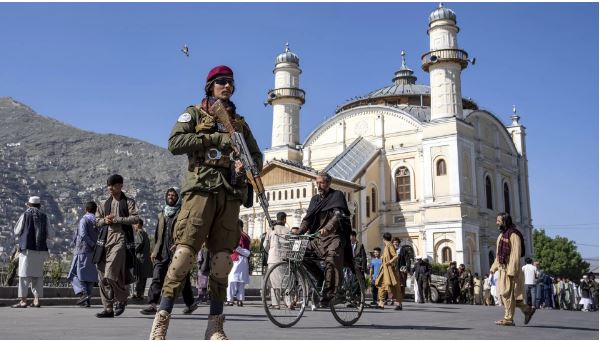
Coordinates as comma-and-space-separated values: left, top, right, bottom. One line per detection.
96, 310, 114, 318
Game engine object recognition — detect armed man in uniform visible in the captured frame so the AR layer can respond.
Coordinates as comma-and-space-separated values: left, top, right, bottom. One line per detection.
150, 65, 262, 340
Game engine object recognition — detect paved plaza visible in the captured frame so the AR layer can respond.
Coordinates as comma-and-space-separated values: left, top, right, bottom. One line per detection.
0, 301, 597, 339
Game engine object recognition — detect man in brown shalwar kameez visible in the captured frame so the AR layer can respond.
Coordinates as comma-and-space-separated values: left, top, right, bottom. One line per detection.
94, 174, 139, 318
489, 212, 535, 326
375, 232, 403, 310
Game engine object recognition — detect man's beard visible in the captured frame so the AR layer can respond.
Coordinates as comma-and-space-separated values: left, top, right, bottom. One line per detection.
497, 224, 507, 232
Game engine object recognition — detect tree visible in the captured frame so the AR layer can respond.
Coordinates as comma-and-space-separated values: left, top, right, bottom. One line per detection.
533, 229, 589, 281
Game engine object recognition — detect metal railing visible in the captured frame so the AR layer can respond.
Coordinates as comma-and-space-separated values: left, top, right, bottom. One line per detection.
266, 88, 306, 105
421, 48, 470, 71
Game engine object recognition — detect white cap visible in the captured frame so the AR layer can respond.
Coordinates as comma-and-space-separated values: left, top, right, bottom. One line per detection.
28, 196, 40, 204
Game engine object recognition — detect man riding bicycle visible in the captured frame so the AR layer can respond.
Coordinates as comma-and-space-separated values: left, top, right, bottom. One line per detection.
294, 172, 353, 308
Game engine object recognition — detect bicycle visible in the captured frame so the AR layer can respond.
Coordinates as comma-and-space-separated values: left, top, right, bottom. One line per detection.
261, 234, 365, 328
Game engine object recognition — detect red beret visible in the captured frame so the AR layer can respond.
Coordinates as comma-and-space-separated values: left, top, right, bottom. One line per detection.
206, 65, 234, 83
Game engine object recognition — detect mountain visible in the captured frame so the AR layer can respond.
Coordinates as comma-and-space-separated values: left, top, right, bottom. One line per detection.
0, 97, 185, 257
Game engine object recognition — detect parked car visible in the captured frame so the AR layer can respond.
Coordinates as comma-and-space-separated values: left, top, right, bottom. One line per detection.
404, 274, 447, 303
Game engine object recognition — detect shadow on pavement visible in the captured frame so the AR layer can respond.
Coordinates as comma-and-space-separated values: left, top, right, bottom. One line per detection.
527, 325, 599, 332
294, 325, 471, 331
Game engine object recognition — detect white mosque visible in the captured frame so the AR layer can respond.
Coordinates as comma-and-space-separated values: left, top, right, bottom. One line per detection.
240, 4, 533, 275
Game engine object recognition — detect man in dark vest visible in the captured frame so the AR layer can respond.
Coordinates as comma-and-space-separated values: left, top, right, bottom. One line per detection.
140, 187, 198, 316
12, 196, 54, 308
94, 174, 139, 318
296, 171, 353, 307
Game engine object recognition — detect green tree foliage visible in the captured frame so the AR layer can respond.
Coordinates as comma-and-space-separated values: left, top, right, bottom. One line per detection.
533, 229, 589, 280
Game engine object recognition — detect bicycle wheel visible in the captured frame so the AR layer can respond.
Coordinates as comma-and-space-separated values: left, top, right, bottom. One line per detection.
330, 265, 365, 326
262, 261, 308, 328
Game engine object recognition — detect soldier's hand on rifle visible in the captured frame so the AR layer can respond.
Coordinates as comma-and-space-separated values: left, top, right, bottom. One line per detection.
234, 159, 244, 174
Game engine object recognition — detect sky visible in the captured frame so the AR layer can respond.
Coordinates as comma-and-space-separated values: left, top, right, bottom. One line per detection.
0, 2, 598, 259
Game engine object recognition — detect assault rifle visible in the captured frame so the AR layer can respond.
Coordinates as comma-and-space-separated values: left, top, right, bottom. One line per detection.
211, 100, 275, 230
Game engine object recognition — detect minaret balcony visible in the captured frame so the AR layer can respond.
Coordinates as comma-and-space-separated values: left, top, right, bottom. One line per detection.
421, 48, 469, 71
267, 87, 305, 105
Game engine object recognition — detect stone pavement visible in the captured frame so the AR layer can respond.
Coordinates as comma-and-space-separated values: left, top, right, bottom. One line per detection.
0, 301, 597, 339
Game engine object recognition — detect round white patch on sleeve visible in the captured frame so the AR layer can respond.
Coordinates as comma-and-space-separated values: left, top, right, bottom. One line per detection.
178, 112, 192, 123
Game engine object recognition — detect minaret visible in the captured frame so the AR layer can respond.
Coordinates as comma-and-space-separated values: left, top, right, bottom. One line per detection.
421, 3, 472, 120
263, 43, 305, 163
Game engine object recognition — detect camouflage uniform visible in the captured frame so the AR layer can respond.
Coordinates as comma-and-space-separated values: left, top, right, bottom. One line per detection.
161, 104, 262, 303
460, 269, 474, 304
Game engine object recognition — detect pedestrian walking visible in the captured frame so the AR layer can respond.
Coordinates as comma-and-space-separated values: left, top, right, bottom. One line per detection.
489, 212, 535, 326
473, 273, 482, 305
579, 275, 593, 312
393, 238, 411, 305
93, 174, 140, 318
11, 196, 54, 308
263, 212, 290, 309
226, 220, 251, 307
483, 273, 492, 306
415, 256, 432, 303
132, 220, 153, 301
140, 187, 197, 316
368, 248, 382, 307
67, 201, 99, 308
374, 232, 403, 310
196, 246, 210, 304
521, 257, 538, 308
589, 274, 598, 311
446, 261, 460, 304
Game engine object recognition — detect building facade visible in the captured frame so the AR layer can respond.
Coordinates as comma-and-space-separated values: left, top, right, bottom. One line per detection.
240, 4, 533, 275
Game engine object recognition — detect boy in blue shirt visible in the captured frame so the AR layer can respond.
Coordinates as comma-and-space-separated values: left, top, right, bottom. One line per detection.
369, 247, 382, 307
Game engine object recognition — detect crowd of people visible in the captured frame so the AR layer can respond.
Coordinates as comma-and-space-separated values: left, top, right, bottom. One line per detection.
5, 63, 598, 340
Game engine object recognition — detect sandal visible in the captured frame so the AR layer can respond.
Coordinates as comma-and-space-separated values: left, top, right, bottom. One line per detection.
11, 302, 28, 308
495, 319, 515, 326
29, 303, 41, 308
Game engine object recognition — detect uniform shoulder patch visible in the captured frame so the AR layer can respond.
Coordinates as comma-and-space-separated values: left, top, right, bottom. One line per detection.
178, 112, 192, 123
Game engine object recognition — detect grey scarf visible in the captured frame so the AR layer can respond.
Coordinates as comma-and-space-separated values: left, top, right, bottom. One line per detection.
163, 187, 181, 218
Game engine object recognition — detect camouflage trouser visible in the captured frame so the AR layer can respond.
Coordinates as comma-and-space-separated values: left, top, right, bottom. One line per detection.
461, 288, 474, 304
160, 190, 241, 302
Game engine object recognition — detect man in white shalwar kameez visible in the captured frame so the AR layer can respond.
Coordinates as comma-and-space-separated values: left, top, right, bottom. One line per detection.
12, 196, 54, 308
226, 220, 251, 307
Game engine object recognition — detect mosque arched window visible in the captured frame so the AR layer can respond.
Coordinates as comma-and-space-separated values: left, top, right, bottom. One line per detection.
285, 190, 288, 200
291, 189, 294, 199
395, 167, 410, 202
371, 187, 377, 212
303, 188, 306, 198
278, 191, 281, 201
366, 196, 371, 218
267, 192, 270, 201
485, 176, 493, 210
503, 182, 511, 214
442, 246, 452, 263
436, 159, 447, 176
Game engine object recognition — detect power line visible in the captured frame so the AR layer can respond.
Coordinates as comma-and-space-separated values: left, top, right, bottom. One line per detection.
536, 223, 598, 227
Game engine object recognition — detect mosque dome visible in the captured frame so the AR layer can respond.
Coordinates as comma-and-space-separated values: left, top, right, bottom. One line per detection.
335, 50, 478, 117
428, 3, 457, 24
276, 43, 300, 65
